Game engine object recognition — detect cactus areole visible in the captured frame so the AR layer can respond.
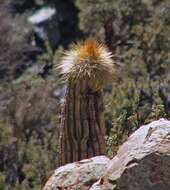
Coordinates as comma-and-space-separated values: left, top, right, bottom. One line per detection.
57, 39, 114, 165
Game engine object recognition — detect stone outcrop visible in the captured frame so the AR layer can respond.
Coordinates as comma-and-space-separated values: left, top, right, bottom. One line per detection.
43, 119, 170, 190
43, 156, 110, 190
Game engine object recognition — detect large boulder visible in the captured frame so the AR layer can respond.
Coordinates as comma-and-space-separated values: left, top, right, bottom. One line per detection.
91, 119, 170, 190
43, 156, 110, 190
43, 119, 170, 190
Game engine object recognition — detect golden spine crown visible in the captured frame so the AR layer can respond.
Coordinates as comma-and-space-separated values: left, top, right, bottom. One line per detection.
57, 39, 115, 90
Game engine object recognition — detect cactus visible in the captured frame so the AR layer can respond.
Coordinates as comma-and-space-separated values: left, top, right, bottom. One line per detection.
57, 39, 115, 165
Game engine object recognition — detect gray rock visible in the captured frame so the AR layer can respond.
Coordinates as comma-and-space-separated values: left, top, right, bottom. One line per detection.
28, 7, 56, 24
28, 6, 60, 48
43, 156, 110, 190
43, 119, 170, 190
91, 119, 170, 190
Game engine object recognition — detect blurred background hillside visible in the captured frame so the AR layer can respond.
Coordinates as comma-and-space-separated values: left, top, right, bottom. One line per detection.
0, 0, 170, 189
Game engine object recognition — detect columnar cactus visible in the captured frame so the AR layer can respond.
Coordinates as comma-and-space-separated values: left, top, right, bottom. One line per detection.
57, 39, 114, 165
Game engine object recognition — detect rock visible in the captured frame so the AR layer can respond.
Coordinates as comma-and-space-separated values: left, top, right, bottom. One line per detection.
43, 156, 110, 190
28, 7, 56, 24
91, 119, 170, 190
28, 6, 60, 49
43, 119, 170, 190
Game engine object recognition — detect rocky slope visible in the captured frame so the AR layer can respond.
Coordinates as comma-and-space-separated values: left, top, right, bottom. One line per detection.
43, 119, 170, 190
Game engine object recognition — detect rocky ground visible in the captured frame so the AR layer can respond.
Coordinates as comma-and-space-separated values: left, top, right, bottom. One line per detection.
44, 119, 170, 190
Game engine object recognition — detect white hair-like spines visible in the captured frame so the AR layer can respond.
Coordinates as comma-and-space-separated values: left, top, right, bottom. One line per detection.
57, 39, 115, 90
